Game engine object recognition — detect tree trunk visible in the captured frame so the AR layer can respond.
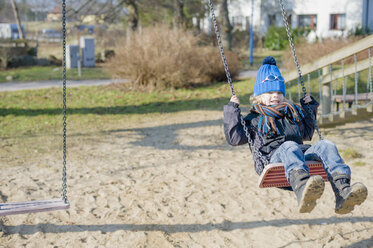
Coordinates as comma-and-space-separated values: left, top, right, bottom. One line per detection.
173, 0, 185, 30
219, 0, 232, 51
125, 0, 138, 34
10, 0, 25, 40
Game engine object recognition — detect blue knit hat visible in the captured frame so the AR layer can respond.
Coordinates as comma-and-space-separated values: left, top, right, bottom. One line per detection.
253, 56, 286, 96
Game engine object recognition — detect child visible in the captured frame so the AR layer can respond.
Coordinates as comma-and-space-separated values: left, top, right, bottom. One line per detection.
224, 56, 368, 214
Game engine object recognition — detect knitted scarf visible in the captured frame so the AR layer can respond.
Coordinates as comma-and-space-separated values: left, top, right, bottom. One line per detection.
250, 102, 305, 137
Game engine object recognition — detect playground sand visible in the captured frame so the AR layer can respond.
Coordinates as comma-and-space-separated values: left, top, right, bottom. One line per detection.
1, 110, 372, 247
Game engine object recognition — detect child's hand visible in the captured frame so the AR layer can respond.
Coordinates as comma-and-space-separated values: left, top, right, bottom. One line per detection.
303, 94, 312, 104
230, 95, 240, 105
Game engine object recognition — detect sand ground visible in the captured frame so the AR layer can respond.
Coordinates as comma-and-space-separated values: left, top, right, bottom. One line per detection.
1, 110, 372, 248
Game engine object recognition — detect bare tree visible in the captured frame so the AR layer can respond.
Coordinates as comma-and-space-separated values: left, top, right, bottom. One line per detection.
124, 0, 139, 34
219, 0, 232, 50
173, 0, 185, 29
10, 0, 25, 39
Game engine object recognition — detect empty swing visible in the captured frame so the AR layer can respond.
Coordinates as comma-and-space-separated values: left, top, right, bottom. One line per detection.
0, 0, 70, 216
207, 0, 327, 188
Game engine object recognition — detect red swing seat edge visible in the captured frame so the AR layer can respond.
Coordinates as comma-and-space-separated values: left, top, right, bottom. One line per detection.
258, 161, 328, 188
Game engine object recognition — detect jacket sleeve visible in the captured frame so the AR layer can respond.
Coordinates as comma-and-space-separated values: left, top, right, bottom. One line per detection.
299, 96, 319, 141
223, 101, 250, 146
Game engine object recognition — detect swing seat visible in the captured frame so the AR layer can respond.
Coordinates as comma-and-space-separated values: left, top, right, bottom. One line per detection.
258, 161, 328, 188
0, 199, 69, 216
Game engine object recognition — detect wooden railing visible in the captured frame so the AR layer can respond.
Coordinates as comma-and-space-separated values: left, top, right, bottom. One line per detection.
283, 35, 373, 119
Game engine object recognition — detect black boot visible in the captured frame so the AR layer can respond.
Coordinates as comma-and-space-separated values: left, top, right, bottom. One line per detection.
328, 173, 368, 214
289, 169, 325, 213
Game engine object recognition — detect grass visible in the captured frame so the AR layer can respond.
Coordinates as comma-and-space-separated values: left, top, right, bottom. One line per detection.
340, 148, 363, 160
0, 79, 256, 137
353, 161, 366, 167
241, 49, 285, 70
0, 66, 111, 82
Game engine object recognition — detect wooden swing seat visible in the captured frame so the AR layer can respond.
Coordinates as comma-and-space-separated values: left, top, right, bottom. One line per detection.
258, 161, 328, 188
0, 199, 69, 216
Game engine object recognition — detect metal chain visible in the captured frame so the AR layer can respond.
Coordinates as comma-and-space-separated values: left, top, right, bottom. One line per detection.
61, 0, 68, 204
278, 1, 306, 95
208, 0, 268, 166
278, 0, 323, 140
207, 0, 235, 96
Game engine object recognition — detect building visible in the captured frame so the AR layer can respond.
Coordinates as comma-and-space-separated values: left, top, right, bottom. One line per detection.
202, 0, 373, 40
81, 14, 105, 24
0, 23, 25, 40
47, 6, 62, 22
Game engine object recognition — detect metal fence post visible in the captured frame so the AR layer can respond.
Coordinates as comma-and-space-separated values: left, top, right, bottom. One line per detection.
322, 66, 331, 115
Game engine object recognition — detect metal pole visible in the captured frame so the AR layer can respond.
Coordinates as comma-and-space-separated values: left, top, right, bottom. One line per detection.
318, 69, 322, 112
330, 64, 334, 113
77, 52, 81, 77
342, 59, 346, 110
249, 0, 254, 66
307, 74, 311, 94
368, 48, 372, 102
354, 54, 358, 105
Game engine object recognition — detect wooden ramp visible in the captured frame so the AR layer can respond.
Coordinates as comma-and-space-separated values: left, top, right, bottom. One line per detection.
0, 199, 69, 216
258, 161, 328, 188
319, 103, 373, 127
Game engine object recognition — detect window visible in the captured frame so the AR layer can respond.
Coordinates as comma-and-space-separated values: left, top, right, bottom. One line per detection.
298, 14, 317, 29
330, 14, 346, 30
287, 14, 292, 26
268, 14, 276, 26
231, 15, 245, 30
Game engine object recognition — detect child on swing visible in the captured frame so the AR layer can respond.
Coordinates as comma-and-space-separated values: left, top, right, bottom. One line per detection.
224, 56, 368, 214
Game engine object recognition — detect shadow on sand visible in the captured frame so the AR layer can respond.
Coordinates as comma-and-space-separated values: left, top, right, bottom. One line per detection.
2, 217, 373, 235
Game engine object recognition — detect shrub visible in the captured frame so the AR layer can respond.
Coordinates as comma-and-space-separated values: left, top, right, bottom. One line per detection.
104, 26, 240, 89
349, 25, 370, 36
264, 26, 289, 50
264, 26, 311, 51
281, 36, 364, 71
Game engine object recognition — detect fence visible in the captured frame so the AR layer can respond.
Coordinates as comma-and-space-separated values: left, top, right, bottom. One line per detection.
283, 35, 373, 126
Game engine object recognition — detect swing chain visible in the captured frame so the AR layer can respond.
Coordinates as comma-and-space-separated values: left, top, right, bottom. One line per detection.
207, 0, 235, 96
61, 0, 68, 204
240, 115, 269, 166
208, 0, 269, 166
278, 0, 306, 95
278, 0, 323, 140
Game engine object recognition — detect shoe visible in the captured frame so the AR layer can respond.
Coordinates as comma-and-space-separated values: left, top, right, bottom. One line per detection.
289, 169, 325, 213
328, 173, 368, 214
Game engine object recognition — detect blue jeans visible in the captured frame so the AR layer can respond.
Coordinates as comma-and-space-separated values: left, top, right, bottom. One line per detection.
270, 140, 351, 181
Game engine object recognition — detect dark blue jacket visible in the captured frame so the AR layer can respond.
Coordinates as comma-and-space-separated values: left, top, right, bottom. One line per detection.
223, 97, 319, 175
